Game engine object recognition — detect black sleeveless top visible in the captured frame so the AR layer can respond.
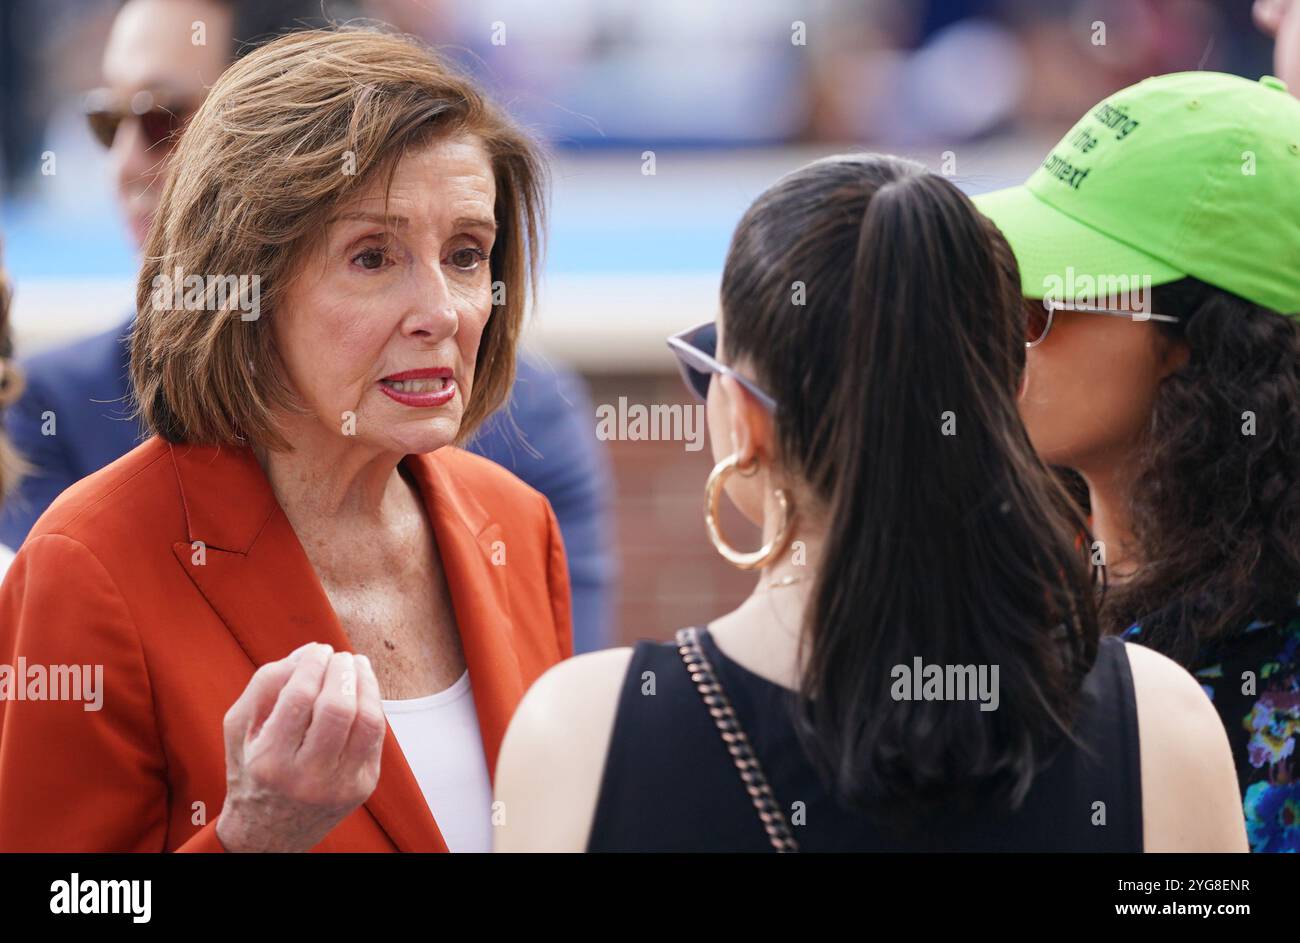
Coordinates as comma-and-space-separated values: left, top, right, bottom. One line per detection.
587, 630, 1143, 852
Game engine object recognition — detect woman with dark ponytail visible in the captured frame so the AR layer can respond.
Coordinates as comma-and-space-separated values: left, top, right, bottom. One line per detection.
494, 153, 1245, 852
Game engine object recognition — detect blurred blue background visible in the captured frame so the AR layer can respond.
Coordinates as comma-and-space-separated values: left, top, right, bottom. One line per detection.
0, 0, 1273, 288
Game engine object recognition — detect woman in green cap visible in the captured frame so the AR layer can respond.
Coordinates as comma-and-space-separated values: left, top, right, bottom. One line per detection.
978, 71, 1300, 853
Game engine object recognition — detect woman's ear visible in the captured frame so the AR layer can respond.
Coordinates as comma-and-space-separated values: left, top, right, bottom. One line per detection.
718, 373, 776, 465
1157, 334, 1191, 379
1255, 0, 1286, 36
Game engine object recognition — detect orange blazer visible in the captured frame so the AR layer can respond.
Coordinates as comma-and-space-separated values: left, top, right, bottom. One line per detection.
0, 437, 572, 851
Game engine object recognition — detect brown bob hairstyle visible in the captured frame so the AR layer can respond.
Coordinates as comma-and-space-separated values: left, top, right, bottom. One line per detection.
131, 27, 547, 451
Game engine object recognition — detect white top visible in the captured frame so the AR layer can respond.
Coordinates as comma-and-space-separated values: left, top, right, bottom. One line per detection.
382, 671, 493, 853
0, 544, 13, 582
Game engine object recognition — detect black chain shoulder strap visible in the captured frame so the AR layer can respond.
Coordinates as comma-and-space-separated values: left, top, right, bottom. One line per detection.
675, 626, 799, 853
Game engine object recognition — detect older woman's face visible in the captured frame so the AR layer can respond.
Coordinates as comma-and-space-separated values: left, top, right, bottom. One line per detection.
274, 133, 497, 456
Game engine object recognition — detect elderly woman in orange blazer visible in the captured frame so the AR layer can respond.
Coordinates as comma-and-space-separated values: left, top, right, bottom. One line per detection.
0, 28, 569, 852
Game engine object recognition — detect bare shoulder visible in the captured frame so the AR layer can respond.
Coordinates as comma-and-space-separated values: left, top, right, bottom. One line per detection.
508, 647, 634, 737
1124, 641, 1214, 712
1122, 641, 1248, 852
493, 647, 635, 852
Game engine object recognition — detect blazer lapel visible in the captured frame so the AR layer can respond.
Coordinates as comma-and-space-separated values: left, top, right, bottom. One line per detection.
406, 451, 525, 782
167, 443, 448, 852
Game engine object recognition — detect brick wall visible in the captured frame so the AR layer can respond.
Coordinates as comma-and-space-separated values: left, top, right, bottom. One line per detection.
587, 371, 759, 648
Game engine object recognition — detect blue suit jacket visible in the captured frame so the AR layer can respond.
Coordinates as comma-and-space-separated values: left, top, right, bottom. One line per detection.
0, 319, 614, 652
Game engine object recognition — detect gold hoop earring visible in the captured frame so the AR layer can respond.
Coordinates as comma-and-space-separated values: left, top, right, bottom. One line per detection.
704, 453, 795, 570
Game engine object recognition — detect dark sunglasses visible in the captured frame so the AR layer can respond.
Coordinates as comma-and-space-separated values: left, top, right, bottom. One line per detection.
666, 321, 777, 413
1026, 299, 1180, 348
84, 88, 197, 151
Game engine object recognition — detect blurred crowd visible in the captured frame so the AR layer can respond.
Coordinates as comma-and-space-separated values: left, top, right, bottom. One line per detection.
1, 0, 1276, 198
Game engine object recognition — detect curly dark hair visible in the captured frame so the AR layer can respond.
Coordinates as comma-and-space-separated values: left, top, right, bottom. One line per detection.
1098, 277, 1300, 665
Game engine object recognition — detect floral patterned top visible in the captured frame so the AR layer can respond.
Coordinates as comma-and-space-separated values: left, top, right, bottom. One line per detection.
1123, 595, 1300, 853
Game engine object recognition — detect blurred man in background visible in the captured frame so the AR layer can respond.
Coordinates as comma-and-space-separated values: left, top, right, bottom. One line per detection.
0, 0, 615, 652
1256, 0, 1300, 91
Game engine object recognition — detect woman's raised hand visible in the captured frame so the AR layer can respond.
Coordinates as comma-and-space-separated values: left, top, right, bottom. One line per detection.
216, 642, 386, 852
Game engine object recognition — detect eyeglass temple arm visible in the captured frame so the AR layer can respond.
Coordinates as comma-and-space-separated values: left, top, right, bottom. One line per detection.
1043, 301, 1180, 323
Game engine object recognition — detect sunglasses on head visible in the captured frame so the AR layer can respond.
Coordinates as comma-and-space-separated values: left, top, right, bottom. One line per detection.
666, 321, 777, 413
1025, 298, 1181, 348
84, 88, 197, 151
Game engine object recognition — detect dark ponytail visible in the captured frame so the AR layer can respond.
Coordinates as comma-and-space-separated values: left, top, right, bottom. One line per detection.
720, 154, 1100, 819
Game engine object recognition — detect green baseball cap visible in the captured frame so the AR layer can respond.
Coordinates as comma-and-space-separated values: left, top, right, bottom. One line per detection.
975, 71, 1300, 315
